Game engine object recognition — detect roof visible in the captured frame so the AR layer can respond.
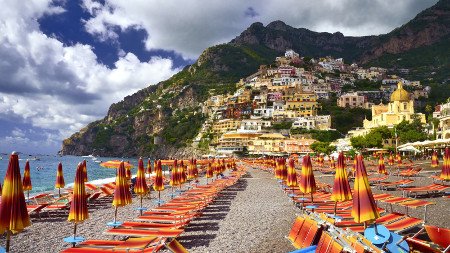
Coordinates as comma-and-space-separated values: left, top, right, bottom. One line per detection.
390, 82, 410, 102
258, 133, 286, 139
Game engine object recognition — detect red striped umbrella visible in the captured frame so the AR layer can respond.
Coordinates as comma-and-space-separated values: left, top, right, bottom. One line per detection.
331, 152, 352, 214
126, 161, 132, 179
135, 158, 149, 214
82, 160, 88, 182
206, 162, 213, 183
378, 154, 387, 175
330, 156, 336, 170
192, 159, 198, 179
55, 162, 65, 197
440, 147, 450, 181
179, 161, 186, 185
187, 159, 195, 180
396, 154, 402, 165
286, 159, 298, 187
431, 150, 439, 168
112, 161, 132, 223
299, 155, 316, 201
388, 153, 394, 165
352, 154, 380, 223
0, 153, 31, 252
169, 160, 179, 187
279, 158, 288, 181
153, 160, 164, 191
67, 163, 89, 240
22, 160, 32, 199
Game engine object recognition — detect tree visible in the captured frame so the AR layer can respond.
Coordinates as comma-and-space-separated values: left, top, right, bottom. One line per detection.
350, 136, 366, 150
310, 142, 336, 155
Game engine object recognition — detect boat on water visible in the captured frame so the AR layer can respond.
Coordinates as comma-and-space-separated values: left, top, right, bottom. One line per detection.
82, 154, 95, 158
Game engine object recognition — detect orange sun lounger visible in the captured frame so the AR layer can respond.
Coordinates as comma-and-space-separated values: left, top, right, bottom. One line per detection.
60, 236, 165, 253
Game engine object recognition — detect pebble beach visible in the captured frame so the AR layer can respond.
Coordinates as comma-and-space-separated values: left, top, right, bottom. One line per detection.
3, 159, 449, 253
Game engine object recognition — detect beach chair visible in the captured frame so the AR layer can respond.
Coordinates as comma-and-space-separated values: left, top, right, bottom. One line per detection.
398, 199, 434, 222
368, 175, 388, 185
377, 179, 414, 190
287, 216, 306, 242
289, 231, 344, 253
104, 227, 184, 238
425, 225, 450, 252
402, 183, 450, 197
60, 236, 165, 252
292, 218, 322, 249
27, 203, 49, 218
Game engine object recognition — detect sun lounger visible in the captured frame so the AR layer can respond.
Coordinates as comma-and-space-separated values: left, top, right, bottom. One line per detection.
165, 239, 189, 253
348, 216, 423, 233
60, 236, 165, 252
335, 212, 405, 228
104, 227, 184, 238
289, 231, 344, 253
402, 183, 450, 197
377, 179, 414, 190
368, 175, 388, 184
27, 203, 49, 218
425, 225, 450, 251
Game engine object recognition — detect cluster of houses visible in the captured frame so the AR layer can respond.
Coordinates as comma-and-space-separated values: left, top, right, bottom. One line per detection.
194, 50, 432, 156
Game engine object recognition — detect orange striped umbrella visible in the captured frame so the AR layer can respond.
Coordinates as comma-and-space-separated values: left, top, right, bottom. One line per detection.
82, 160, 88, 182
153, 160, 164, 191
299, 155, 316, 202
0, 153, 31, 252
67, 163, 89, 240
22, 160, 32, 199
388, 153, 394, 165
192, 159, 198, 179
286, 159, 298, 187
112, 161, 132, 223
126, 160, 132, 179
169, 160, 179, 187
0, 183, 2, 196
135, 158, 149, 214
431, 150, 439, 168
206, 162, 213, 182
100, 160, 133, 169
331, 152, 352, 214
275, 158, 281, 179
352, 154, 380, 223
179, 161, 186, 184
187, 159, 195, 180
279, 158, 287, 181
330, 156, 336, 170
440, 147, 450, 181
396, 153, 402, 165
378, 154, 387, 175
55, 162, 65, 196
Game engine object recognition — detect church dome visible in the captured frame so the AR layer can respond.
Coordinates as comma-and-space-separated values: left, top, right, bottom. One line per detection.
390, 82, 410, 102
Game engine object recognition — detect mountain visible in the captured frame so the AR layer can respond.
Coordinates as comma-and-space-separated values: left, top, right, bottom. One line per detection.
60, 0, 450, 157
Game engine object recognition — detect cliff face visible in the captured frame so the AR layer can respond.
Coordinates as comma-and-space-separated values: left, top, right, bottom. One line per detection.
60, 0, 450, 157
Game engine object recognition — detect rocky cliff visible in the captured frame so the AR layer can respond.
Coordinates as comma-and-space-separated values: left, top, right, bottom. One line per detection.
60, 0, 450, 157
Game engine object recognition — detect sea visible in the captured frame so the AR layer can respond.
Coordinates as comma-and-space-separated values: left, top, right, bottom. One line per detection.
0, 154, 149, 195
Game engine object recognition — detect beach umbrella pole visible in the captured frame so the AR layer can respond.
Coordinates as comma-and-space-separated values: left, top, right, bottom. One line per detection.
334, 201, 337, 216
58, 188, 61, 197
113, 206, 118, 223
6, 230, 10, 252
158, 191, 161, 207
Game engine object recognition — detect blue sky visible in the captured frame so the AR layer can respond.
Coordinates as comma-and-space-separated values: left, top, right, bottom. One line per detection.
0, 0, 438, 154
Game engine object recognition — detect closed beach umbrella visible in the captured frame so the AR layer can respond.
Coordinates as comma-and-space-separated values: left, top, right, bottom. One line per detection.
82, 160, 88, 182
396, 153, 402, 165
187, 159, 195, 180
206, 162, 213, 183
352, 154, 380, 224
153, 160, 164, 191
0, 153, 31, 252
431, 150, 439, 168
169, 160, 179, 187
280, 158, 288, 181
112, 161, 132, 224
286, 159, 298, 188
378, 154, 387, 175
0, 183, 2, 196
388, 153, 394, 165
126, 161, 132, 179
135, 158, 149, 214
299, 155, 316, 202
192, 159, 198, 179
179, 161, 186, 184
274, 158, 281, 179
330, 156, 336, 170
67, 163, 89, 241
22, 160, 32, 199
440, 147, 450, 181
331, 152, 352, 215
55, 162, 65, 196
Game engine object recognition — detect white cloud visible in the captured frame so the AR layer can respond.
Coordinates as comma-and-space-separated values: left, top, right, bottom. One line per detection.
0, 0, 179, 153
80, 0, 438, 59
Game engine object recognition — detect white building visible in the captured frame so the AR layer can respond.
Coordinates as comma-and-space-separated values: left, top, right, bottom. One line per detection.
292, 115, 332, 130
239, 119, 272, 131
285, 49, 299, 59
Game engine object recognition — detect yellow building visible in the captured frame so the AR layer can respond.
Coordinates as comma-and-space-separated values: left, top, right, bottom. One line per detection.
248, 133, 286, 154
216, 132, 262, 154
284, 92, 318, 117
212, 119, 242, 134
363, 82, 426, 129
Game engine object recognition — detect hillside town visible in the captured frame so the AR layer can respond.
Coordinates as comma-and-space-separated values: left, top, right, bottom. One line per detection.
194, 49, 448, 156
